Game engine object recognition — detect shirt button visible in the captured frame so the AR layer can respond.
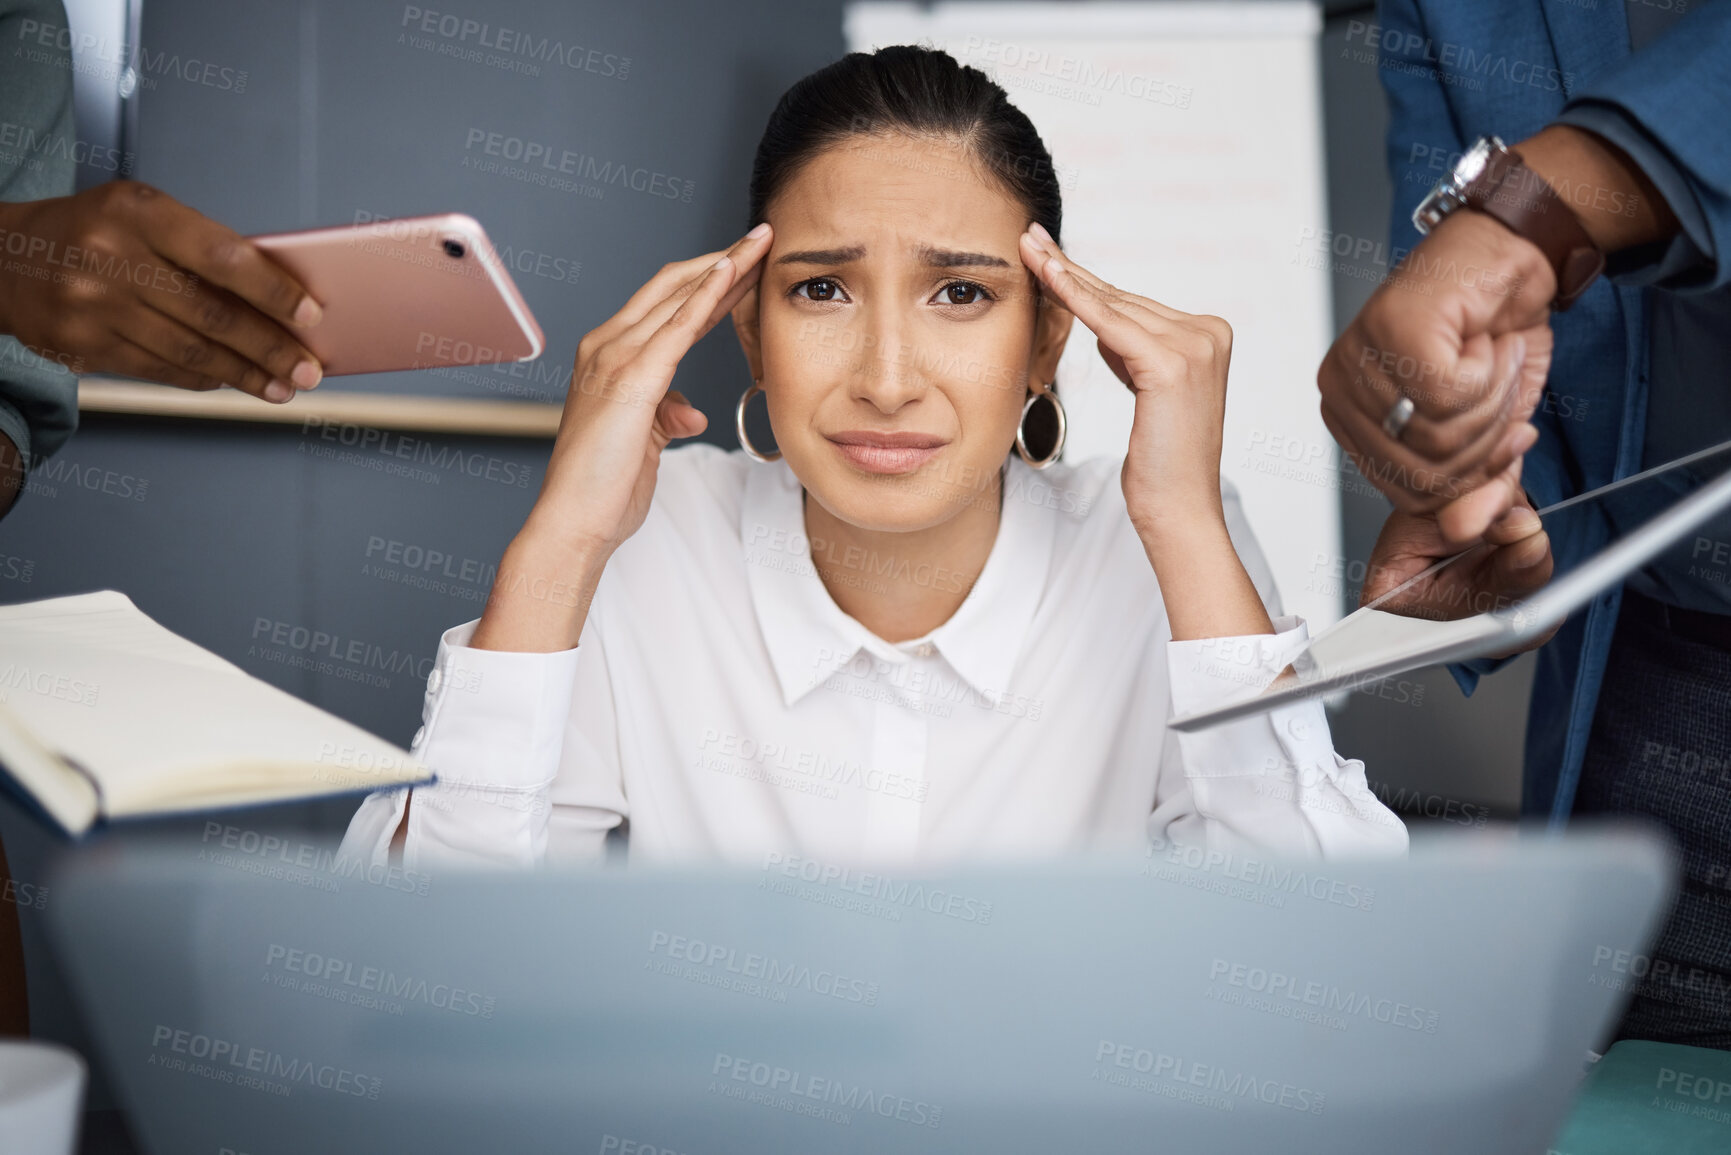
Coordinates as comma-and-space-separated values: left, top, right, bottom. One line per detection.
1286, 716, 1310, 741
427, 668, 444, 694
915, 642, 935, 658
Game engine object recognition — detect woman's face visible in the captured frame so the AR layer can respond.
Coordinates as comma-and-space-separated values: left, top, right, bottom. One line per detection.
734, 132, 1072, 532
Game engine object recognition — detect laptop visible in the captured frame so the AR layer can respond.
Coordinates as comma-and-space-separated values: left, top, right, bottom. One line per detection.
1172, 439, 1731, 732
43, 824, 1673, 1154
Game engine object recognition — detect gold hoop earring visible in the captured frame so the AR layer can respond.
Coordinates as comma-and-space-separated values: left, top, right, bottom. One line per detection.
735, 381, 781, 463
1015, 384, 1066, 469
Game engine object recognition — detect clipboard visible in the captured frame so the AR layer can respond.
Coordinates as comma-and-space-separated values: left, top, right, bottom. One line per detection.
1170, 438, 1731, 732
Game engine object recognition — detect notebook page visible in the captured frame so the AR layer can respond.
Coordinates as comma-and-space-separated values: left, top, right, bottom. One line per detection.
0, 591, 428, 821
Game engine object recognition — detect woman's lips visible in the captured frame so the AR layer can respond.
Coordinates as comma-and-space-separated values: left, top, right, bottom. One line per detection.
826, 432, 947, 475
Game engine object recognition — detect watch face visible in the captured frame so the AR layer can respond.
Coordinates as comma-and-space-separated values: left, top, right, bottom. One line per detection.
1456, 139, 1493, 185
1454, 135, 1505, 187
1414, 137, 1506, 235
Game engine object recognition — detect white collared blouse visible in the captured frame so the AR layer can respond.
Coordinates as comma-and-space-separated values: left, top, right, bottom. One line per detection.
338, 444, 1406, 871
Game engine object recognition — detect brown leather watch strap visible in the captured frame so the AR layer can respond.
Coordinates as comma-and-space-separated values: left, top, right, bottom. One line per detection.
1464, 146, 1606, 311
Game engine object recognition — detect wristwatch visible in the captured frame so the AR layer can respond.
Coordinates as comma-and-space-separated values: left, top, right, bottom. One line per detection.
1411, 135, 1606, 310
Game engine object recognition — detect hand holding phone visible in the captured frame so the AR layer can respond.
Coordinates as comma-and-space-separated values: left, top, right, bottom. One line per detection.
0, 180, 324, 402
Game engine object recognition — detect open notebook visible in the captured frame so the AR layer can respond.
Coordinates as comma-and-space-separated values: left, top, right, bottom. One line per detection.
0, 591, 430, 836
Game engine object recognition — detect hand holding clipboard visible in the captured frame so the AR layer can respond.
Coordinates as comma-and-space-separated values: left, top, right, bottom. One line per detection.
1171, 437, 1731, 731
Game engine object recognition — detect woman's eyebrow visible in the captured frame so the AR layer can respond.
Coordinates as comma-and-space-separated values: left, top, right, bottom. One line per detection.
775, 245, 866, 265
772, 244, 1011, 269
918, 246, 1012, 269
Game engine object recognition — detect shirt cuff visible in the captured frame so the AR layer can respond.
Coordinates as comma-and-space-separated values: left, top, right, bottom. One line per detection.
413, 618, 581, 792
1166, 614, 1310, 719
1553, 101, 1715, 286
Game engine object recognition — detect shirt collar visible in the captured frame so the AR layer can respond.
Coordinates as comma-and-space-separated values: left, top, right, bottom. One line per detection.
740, 453, 1055, 708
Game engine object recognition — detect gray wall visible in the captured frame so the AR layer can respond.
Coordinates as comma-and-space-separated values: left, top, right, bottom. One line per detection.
1, 0, 1540, 1115
4, 0, 854, 778
0, 0, 852, 1114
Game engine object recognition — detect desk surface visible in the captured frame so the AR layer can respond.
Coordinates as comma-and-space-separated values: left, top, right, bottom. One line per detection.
1552, 1040, 1731, 1154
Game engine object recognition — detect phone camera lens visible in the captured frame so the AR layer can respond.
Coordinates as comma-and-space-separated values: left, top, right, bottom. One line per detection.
442, 238, 466, 259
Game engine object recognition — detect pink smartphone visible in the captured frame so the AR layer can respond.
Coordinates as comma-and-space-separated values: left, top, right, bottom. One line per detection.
249, 213, 545, 376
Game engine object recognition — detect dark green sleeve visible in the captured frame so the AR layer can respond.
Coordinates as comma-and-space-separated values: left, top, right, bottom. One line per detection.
0, 0, 80, 470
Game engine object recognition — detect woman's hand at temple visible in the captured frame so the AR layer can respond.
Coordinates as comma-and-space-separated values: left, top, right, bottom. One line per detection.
471, 223, 775, 653
1019, 223, 1273, 641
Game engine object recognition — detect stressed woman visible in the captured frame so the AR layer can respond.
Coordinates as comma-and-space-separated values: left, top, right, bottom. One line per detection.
339, 46, 1405, 871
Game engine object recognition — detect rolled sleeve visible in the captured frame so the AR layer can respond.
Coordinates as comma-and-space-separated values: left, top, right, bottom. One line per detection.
1157, 617, 1409, 860
337, 619, 581, 872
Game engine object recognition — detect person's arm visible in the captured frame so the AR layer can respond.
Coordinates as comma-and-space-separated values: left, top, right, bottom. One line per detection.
0, 348, 79, 525
1354, 1, 1566, 701
341, 225, 776, 869
335, 612, 623, 872
1017, 224, 1273, 641
1014, 226, 1404, 857
0, 0, 79, 506
0, 5, 323, 402
1311, 0, 1553, 543
467, 225, 773, 655
0, 4, 323, 401
1515, 126, 1678, 260
0, 184, 326, 403
1318, 3, 1731, 545
1151, 482, 1410, 860
1547, 1, 1731, 290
